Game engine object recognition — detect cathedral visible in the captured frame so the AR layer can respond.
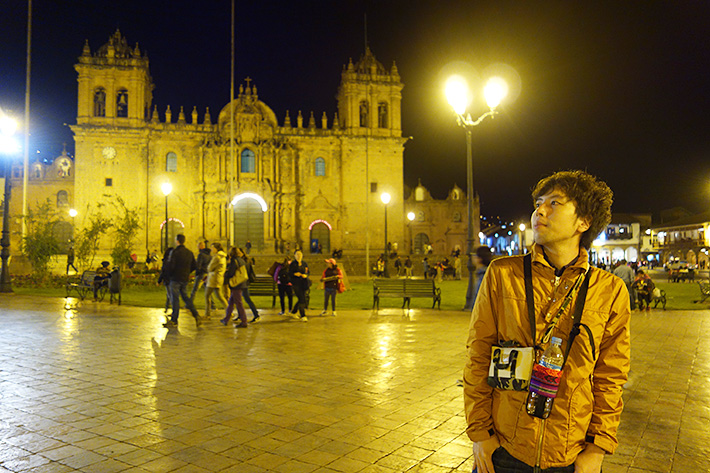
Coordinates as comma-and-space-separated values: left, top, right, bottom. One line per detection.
67, 30, 406, 256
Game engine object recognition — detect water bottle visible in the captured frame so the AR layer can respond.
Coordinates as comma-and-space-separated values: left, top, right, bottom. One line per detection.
526, 337, 564, 419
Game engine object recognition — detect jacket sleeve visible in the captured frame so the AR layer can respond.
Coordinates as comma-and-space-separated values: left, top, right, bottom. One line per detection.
463, 264, 499, 441
586, 282, 631, 454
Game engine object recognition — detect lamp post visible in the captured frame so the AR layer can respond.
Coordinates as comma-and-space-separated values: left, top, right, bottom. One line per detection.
0, 114, 19, 293
518, 223, 526, 255
407, 211, 415, 254
446, 74, 509, 311
161, 182, 173, 252
381, 192, 391, 278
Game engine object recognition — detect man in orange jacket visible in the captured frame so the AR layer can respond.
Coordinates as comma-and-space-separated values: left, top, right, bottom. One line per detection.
463, 170, 631, 473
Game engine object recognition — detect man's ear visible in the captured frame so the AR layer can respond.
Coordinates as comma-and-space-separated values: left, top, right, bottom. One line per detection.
577, 217, 591, 234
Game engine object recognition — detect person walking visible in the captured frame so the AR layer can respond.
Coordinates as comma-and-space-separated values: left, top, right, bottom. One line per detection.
164, 234, 201, 328
289, 250, 309, 321
404, 256, 413, 278
275, 256, 293, 315
190, 241, 211, 301
158, 247, 173, 314
221, 247, 249, 327
613, 259, 636, 310
237, 248, 261, 323
320, 258, 342, 316
471, 245, 493, 305
204, 242, 227, 319
66, 245, 78, 274
464, 170, 630, 473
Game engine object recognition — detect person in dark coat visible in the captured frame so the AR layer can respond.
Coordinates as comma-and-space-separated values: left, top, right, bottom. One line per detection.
190, 241, 211, 301
164, 234, 201, 328
289, 250, 309, 321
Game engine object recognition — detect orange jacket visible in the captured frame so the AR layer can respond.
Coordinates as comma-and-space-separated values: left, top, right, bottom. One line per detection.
463, 244, 630, 468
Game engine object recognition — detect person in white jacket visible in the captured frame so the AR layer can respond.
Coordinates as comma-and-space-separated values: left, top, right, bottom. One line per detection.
204, 242, 228, 319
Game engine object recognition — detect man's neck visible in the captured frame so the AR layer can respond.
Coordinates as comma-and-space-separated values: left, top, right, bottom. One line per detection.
541, 242, 581, 272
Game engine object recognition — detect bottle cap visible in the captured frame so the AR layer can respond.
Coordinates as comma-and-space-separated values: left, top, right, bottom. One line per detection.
551, 337, 562, 345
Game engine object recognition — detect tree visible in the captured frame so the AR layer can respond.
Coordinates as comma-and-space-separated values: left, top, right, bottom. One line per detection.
21, 200, 61, 278
110, 197, 141, 267
74, 203, 112, 271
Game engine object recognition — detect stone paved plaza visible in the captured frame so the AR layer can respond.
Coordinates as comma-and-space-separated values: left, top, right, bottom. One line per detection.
0, 294, 708, 472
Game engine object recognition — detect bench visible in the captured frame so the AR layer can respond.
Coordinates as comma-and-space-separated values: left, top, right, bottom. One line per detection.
373, 278, 441, 310
247, 275, 277, 307
66, 271, 106, 301
696, 281, 710, 304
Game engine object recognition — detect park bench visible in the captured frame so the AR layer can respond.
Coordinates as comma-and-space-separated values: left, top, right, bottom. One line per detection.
66, 271, 104, 301
373, 278, 441, 310
696, 280, 710, 304
247, 275, 277, 307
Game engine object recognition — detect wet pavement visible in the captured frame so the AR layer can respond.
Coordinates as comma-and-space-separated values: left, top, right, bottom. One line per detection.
0, 295, 707, 472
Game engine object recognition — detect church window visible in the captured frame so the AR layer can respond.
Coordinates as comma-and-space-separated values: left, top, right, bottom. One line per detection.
166, 152, 177, 172
105, 178, 113, 187
241, 149, 256, 173
94, 88, 106, 117
315, 157, 326, 176
57, 190, 69, 208
359, 100, 369, 127
452, 189, 460, 200
378, 102, 388, 128
116, 89, 128, 117
415, 187, 425, 201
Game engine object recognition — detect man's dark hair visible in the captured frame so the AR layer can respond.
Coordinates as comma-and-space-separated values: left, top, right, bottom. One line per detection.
476, 246, 493, 266
532, 170, 613, 249
176, 234, 186, 245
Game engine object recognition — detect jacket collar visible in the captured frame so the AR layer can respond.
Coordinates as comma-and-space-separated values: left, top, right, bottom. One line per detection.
530, 243, 590, 275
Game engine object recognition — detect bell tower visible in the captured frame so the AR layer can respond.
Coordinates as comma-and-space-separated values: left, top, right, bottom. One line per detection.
75, 30, 153, 127
337, 47, 403, 137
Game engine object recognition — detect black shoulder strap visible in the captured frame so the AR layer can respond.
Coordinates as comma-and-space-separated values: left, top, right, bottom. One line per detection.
563, 268, 593, 366
523, 253, 536, 347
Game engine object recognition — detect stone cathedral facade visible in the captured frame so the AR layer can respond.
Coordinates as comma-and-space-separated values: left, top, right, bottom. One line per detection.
70, 30, 406, 256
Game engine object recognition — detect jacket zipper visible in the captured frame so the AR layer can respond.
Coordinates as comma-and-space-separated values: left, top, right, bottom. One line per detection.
533, 418, 546, 473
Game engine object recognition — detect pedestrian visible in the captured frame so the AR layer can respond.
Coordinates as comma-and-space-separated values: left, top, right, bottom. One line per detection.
471, 245, 493, 305
66, 245, 78, 274
320, 258, 342, 316
375, 255, 385, 277
454, 255, 462, 280
245, 239, 252, 255
463, 170, 630, 473
275, 256, 293, 315
163, 234, 201, 328
158, 247, 173, 313
204, 242, 227, 319
289, 249, 309, 321
190, 240, 211, 301
221, 247, 249, 327
404, 256, 413, 278
237, 248, 261, 323
612, 259, 636, 310
394, 256, 402, 277
422, 257, 429, 279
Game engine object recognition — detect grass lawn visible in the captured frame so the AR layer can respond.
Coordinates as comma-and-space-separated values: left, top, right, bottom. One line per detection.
13, 277, 710, 312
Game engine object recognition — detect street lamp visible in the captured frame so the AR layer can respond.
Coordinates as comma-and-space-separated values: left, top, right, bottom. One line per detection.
446, 74, 509, 311
519, 223, 526, 255
161, 182, 173, 252
381, 192, 391, 278
0, 113, 19, 293
407, 211, 416, 254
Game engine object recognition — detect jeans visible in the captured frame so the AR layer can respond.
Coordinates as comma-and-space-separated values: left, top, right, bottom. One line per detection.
169, 280, 200, 322
491, 447, 575, 473
204, 286, 227, 318
225, 287, 247, 325
242, 287, 259, 317
278, 284, 293, 312
324, 287, 337, 311
190, 272, 206, 300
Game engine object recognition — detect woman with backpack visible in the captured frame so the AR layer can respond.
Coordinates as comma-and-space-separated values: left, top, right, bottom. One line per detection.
221, 247, 249, 327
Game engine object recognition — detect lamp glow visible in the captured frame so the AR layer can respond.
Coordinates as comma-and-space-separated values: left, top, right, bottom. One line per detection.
407, 211, 415, 221
380, 192, 391, 205
69, 209, 78, 218
484, 77, 508, 109
161, 182, 173, 197
445, 75, 471, 115
519, 223, 526, 232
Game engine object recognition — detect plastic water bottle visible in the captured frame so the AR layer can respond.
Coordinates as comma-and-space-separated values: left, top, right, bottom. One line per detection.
526, 337, 564, 419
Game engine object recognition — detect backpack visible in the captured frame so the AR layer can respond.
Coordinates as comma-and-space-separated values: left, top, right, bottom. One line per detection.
277, 265, 291, 285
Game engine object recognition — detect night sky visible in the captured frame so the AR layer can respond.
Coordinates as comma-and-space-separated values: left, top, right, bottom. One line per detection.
2, 1, 710, 223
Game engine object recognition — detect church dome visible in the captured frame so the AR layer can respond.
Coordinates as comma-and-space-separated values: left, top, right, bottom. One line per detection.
354, 47, 386, 75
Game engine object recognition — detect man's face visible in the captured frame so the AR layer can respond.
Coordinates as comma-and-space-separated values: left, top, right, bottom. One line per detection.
531, 189, 590, 248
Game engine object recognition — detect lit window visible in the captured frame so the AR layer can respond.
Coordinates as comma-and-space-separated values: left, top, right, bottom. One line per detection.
241, 149, 255, 173
315, 157, 325, 176
116, 89, 128, 117
166, 152, 177, 172
105, 178, 113, 187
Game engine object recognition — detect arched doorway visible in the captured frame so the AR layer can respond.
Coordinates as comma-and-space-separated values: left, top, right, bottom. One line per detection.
52, 221, 74, 253
309, 220, 331, 254
232, 194, 266, 251
161, 218, 185, 252
414, 233, 430, 254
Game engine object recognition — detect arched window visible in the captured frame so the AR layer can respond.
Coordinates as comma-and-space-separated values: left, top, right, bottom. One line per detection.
116, 89, 129, 117
378, 102, 388, 128
241, 149, 256, 173
315, 157, 326, 176
94, 88, 106, 117
359, 100, 369, 127
57, 190, 69, 208
166, 152, 177, 172
415, 187, 425, 201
